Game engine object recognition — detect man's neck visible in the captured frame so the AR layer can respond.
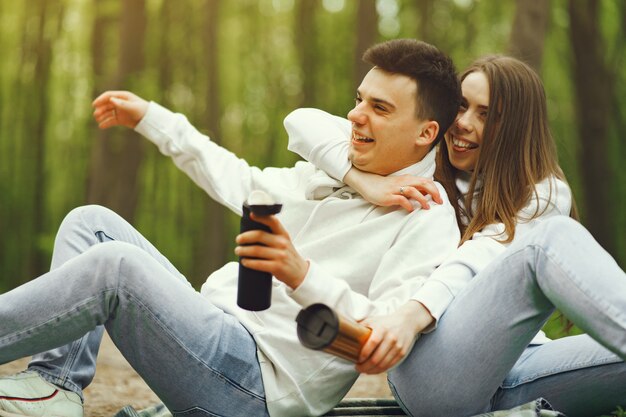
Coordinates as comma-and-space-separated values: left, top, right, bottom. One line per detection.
388, 147, 437, 179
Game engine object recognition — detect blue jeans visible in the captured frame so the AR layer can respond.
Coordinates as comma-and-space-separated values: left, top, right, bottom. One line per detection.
0, 205, 268, 417
389, 216, 626, 417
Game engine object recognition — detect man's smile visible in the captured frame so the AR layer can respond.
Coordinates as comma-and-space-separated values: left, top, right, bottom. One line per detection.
352, 130, 375, 144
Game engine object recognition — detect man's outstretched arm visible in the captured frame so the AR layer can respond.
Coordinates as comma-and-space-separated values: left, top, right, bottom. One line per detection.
92, 91, 309, 216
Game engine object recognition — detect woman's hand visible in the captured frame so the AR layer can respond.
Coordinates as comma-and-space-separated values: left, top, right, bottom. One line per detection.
234, 214, 309, 289
92, 91, 149, 129
344, 168, 443, 212
356, 301, 434, 374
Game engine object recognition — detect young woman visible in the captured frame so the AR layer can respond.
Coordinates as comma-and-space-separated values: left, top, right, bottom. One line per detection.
286, 55, 626, 417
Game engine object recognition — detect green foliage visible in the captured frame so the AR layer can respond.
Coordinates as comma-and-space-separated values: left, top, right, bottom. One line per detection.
0, 0, 624, 312
598, 406, 626, 417
541, 312, 584, 340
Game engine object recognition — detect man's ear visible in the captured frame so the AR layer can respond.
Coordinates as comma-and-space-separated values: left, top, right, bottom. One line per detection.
415, 120, 439, 146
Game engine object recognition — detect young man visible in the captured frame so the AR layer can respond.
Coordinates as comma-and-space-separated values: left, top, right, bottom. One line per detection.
0, 39, 461, 417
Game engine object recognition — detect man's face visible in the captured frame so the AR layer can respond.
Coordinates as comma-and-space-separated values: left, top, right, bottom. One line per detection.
348, 68, 429, 176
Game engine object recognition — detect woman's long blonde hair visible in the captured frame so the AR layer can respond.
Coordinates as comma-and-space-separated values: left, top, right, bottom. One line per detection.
435, 55, 577, 244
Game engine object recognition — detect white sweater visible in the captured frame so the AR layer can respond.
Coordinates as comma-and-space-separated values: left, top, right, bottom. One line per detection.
134, 103, 460, 416
286, 108, 573, 342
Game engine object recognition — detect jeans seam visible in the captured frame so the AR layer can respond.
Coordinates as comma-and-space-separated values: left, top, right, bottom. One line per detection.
386, 376, 415, 417
0, 292, 114, 345
114, 284, 266, 403
533, 242, 626, 340
173, 406, 222, 417
59, 337, 82, 383
23, 288, 117, 398
501, 355, 621, 388
30, 368, 84, 400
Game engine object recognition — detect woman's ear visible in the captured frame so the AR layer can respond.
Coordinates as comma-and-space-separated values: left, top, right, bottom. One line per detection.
415, 120, 439, 146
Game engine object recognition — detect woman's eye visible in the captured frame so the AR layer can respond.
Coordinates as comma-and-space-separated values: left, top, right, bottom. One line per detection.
355, 97, 362, 104
375, 105, 387, 112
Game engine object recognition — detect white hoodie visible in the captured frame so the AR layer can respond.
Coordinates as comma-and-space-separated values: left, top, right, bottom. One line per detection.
135, 103, 460, 416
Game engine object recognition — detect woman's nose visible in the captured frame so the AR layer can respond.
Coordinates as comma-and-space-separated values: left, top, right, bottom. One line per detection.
455, 112, 473, 132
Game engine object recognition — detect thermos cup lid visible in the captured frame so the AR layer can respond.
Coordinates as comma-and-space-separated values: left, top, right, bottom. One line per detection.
245, 190, 282, 215
296, 303, 339, 350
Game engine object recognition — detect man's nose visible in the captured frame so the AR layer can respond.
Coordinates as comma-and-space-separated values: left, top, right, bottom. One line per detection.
348, 103, 366, 125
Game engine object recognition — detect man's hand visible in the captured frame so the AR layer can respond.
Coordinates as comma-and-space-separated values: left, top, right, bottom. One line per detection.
92, 91, 149, 129
355, 300, 434, 374
235, 214, 309, 289
344, 168, 443, 212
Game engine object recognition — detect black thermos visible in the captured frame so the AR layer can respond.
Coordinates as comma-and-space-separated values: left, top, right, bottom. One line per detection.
237, 190, 282, 311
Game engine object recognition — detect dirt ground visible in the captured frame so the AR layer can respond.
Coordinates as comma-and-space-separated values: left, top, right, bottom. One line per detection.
0, 334, 392, 417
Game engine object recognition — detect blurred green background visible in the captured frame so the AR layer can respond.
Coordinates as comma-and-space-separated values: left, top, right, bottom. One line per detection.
0, 0, 624, 336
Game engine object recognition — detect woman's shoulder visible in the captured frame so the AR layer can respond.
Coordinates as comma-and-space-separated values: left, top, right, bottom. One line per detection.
535, 175, 570, 192
525, 175, 572, 218
534, 176, 571, 203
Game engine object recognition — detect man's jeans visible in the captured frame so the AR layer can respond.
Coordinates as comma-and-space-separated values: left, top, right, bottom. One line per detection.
389, 216, 626, 417
0, 205, 268, 417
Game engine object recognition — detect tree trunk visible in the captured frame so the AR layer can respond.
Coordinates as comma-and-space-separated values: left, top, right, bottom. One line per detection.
414, 0, 435, 43
295, 0, 317, 107
87, 0, 111, 214
192, 0, 227, 281
24, 0, 64, 278
353, 0, 377, 90
508, 0, 550, 71
156, 0, 173, 105
568, 0, 616, 256
1, 4, 33, 288
87, 0, 147, 222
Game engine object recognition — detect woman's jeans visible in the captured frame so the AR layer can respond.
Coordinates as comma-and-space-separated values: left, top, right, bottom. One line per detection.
0, 205, 268, 417
389, 216, 626, 417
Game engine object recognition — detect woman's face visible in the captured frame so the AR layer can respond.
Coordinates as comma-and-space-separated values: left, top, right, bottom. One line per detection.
446, 71, 490, 172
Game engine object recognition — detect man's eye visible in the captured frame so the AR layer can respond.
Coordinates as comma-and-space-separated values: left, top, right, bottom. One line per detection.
375, 105, 387, 112
355, 97, 362, 104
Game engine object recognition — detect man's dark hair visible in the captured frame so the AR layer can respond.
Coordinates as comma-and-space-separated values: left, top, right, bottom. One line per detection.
363, 39, 460, 144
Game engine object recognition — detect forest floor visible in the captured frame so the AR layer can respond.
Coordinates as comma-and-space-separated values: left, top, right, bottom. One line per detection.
0, 334, 392, 417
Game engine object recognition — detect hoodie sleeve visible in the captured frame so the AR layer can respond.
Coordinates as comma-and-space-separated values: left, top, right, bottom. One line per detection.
135, 101, 313, 215
285, 108, 352, 182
